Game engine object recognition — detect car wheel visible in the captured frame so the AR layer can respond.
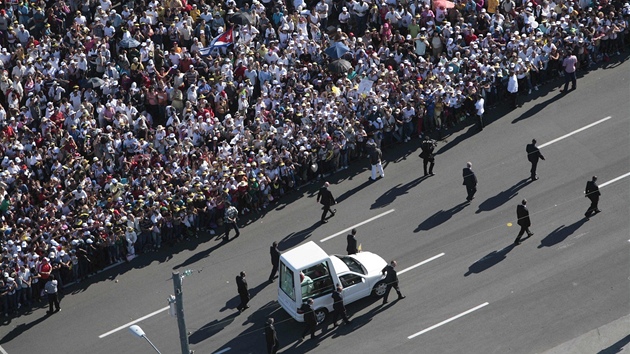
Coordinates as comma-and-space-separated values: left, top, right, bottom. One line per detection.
372, 280, 387, 298
314, 308, 328, 324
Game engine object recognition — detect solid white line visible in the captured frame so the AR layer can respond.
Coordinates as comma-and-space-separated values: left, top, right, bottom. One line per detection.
98, 306, 169, 338
539, 116, 612, 148
398, 253, 445, 275
600, 172, 630, 188
0, 344, 8, 354
320, 209, 395, 242
213, 348, 232, 354
407, 302, 490, 339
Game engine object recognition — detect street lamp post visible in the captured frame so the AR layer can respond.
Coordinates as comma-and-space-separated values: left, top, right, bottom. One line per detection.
129, 325, 162, 354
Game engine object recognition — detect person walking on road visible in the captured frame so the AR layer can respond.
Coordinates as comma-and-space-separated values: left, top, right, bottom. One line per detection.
268, 241, 281, 283
514, 199, 534, 245
463, 162, 478, 202
223, 202, 240, 241
346, 229, 358, 255
300, 298, 318, 340
265, 317, 280, 354
317, 182, 336, 223
332, 284, 352, 327
584, 176, 601, 218
526, 139, 545, 181
562, 50, 578, 93
45, 274, 60, 314
507, 70, 519, 109
420, 136, 436, 176
369, 145, 385, 180
236, 271, 250, 311
381, 260, 405, 304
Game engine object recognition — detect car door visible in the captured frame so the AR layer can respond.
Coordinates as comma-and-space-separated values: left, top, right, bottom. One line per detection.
338, 273, 370, 304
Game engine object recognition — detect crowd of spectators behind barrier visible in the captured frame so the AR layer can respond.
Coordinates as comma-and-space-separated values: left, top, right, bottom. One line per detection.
0, 0, 628, 318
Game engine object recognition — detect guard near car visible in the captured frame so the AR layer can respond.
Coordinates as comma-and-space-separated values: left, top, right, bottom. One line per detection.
381, 261, 405, 305
332, 284, 352, 327
300, 298, 318, 340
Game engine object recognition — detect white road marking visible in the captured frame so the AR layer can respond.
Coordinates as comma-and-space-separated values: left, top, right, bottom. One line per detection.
407, 302, 490, 339
213, 348, 232, 354
320, 209, 395, 242
98, 306, 169, 338
539, 116, 612, 148
600, 172, 630, 188
0, 344, 8, 354
398, 253, 445, 275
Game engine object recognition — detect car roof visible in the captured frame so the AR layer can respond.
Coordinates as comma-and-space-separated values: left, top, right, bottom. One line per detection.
280, 241, 330, 271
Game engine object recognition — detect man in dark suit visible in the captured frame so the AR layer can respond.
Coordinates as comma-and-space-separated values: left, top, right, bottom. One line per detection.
420, 136, 436, 176
317, 181, 336, 223
346, 229, 358, 255
514, 199, 534, 245
526, 139, 545, 181
332, 284, 351, 327
236, 271, 250, 311
268, 241, 281, 283
381, 260, 405, 304
585, 176, 601, 218
300, 298, 318, 340
463, 162, 478, 202
265, 317, 280, 354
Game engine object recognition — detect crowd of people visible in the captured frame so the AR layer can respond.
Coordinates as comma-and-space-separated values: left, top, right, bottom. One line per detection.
0, 0, 628, 317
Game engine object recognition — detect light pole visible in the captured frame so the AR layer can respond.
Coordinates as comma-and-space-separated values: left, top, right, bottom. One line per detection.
129, 325, 162, 354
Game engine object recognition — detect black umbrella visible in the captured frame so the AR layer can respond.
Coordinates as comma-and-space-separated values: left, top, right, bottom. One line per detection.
85, 77, 105, 88
230, 11, 253, 25
328, 59, 352, 74
119, 37, 141, 49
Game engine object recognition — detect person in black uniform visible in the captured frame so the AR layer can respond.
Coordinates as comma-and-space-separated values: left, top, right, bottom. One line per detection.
381, 260, 405, 304
332, 284, 351, 327
514, 199, 534, 245
463, 162, 478, 202
317, 181, 336, 223
300, 298, 318, 340
265, 317, 280, 354
585, 176, 601, 218
526, 139, 545, 181
420, 136, 436, 176
236, 271, 250, 311
346, 229, 358, 255
268, 241, 281, 283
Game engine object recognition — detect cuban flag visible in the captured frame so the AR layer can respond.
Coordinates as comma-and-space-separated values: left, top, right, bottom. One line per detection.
199, 27, 234, 56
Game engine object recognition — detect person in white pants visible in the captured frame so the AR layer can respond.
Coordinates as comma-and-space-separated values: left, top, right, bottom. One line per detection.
370, 146, 384, 180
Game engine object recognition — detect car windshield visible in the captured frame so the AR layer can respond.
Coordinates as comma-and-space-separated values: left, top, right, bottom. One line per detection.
334, 255, 365, 275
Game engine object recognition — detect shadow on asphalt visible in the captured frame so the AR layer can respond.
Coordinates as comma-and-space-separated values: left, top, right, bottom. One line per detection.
371, 175, 430, 209
188, 312, 240, 345
0, 312, 48, 344
278, 221, 321, 251
476, 178, 532, 214
464, 243, 516, 276
511, 89, 566, 124
537, 218, 589, 248
597, 334, 630, 354
336, 178, 374, 203
414, 201, 470, 232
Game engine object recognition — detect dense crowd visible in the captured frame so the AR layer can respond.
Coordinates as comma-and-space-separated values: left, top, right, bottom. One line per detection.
0, 0, 628, 317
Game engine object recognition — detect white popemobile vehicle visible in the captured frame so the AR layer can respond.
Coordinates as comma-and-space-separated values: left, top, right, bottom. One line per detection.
277, 241, 388, 323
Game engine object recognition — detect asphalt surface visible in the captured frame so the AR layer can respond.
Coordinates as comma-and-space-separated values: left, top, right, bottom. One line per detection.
1, 58, 629, 354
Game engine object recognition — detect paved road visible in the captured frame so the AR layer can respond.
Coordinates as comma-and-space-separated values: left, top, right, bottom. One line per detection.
1, 58, 629, 354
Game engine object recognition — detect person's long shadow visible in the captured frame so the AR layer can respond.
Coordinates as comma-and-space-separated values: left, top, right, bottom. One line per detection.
371, 176, 429, 209
0, 312, 49, 343
172, 239, 226, 270
538, 218, 589, 248
336, 178, 375, 203
435, 126, 478, 155
414, 201, 469, 232
188, 312, 240, 345
476, 178, 532, 214
597, 334, 630, 354
512, 91, 565, 124
464, 243, 516, 276
278, 221, 321, 251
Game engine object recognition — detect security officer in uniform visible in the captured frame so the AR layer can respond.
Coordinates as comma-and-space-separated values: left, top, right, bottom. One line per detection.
420, 136, 436, 176
526, 139, 545, 181
584, 176, 601, 218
